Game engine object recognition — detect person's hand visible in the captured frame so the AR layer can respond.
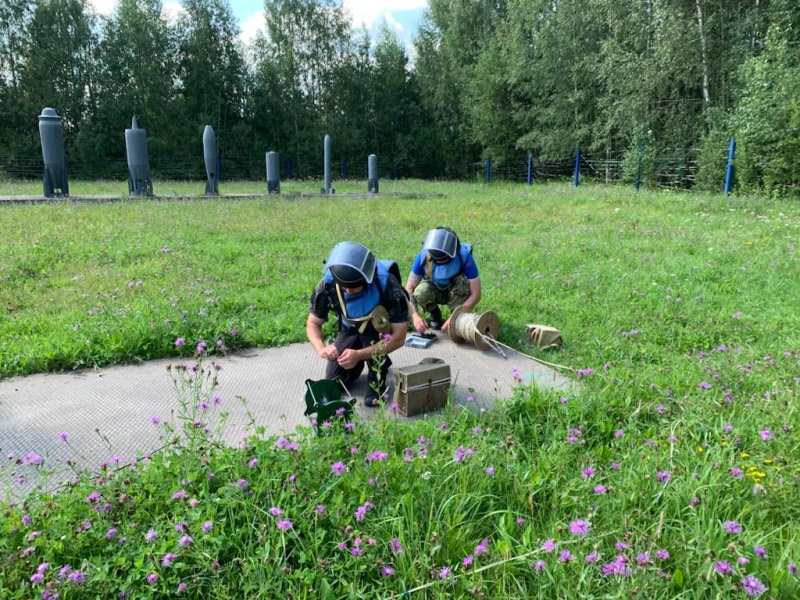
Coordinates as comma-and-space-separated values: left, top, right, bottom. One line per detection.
318, 344, 339, 361
337, 348, 359, 370
412, 313, 428, 333
441, 317, 452, 332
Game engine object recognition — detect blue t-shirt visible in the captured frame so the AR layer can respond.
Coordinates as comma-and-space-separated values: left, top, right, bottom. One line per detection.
411, 245, 479, 282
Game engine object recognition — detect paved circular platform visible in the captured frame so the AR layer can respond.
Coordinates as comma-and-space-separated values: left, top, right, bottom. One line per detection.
0, 332, 576, 501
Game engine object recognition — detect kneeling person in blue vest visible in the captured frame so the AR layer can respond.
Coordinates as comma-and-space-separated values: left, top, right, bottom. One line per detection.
406, 227, 482, 332
307, 242, 410, 407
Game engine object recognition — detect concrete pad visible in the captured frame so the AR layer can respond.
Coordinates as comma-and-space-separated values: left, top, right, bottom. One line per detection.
0, 332, 576, 501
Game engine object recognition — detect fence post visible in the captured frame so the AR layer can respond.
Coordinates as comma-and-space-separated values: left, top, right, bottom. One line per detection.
286, 158, 292, 180
485, 157, 491, 183
527, 151, 533, 185
392, 163, 398, 180
342, 158, 348, 181
441, 161, 446, 181
724, 137, 736, 195
573, 147, 581, 187
634, 140, 643, 192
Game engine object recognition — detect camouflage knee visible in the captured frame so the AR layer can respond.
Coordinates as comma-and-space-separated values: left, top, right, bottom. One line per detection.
413, 280, 439, 312
446, 274, 471, 309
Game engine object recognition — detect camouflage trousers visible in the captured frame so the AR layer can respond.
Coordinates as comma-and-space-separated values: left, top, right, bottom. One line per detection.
413, 274, 471, 314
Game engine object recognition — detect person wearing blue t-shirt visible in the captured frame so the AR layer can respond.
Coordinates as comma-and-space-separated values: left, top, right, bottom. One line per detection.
405, 227, 481, 333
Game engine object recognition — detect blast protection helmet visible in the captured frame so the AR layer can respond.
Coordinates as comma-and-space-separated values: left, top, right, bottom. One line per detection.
423, 227, 459, 262
324, 242, 376, 287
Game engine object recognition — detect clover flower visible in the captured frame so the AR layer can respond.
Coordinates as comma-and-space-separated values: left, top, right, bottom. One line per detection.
474, 538, 490, 556
740, 574, 767, 597
162, 553, 178, 567
277, 519, 293, 531
559, 550, 575, 563
723, 520, 742, 534
67, 570, 85, 584
714, 560, 734, 575
569, 520, 590, 535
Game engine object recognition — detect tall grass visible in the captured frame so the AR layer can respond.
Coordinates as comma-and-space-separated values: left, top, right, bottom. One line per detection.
1, 181, 798, 598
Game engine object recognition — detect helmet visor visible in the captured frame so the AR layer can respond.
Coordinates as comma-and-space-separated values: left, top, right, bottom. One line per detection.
423, 228, 458, 260
324, 242, 376, 285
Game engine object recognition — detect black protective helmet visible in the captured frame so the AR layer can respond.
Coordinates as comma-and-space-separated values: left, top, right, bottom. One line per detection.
423, 227, 459, 262
324, 242, 376, 287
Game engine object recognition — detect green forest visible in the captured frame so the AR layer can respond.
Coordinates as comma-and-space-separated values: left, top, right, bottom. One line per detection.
0, 0, 798, 192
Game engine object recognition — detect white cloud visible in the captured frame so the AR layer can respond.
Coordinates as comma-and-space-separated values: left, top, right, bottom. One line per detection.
162, 2, 185, 23
240, 10, 266, 47
88, 0, 184, 22
88, 1, 419, 49
382, 11, 405, 35
88, 0, 115, 16
343, 0, 426, 30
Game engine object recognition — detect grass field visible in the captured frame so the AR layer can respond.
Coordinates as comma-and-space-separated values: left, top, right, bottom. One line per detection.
1, 180, 798, 598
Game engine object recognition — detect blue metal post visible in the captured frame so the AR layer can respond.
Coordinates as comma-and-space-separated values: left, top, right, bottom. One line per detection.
573, 147, 581, 187
724, 137, 736, 195
527, 151, 532, 185
286, 158, 292, 180
485, 157, 491, 183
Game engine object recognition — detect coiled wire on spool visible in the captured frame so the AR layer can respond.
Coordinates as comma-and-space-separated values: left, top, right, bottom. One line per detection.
449, 305, 506, 357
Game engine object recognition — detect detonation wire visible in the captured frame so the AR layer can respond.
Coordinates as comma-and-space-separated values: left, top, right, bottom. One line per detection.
451, 309, 572, 371
387, 548, 543, 599
485, 337, 575, 372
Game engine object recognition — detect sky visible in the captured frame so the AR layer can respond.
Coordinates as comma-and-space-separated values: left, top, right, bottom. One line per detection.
88, 0, 428, 50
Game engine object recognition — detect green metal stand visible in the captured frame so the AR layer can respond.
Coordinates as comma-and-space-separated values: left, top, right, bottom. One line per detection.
303, 378, 356, 432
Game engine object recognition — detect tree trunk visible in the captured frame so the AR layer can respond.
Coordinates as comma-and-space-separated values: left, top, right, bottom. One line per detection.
695, 0, 711, 104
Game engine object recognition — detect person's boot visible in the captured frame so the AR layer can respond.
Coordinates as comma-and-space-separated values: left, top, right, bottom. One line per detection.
428, 306, 443, 330
364, 381, 387, 407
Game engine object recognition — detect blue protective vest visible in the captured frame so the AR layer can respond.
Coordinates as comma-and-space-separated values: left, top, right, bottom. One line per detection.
324, 260, 394, 330
427, 243, 472, 291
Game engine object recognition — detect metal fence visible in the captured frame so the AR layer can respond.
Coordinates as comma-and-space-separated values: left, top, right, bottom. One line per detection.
1, 150, 700, 190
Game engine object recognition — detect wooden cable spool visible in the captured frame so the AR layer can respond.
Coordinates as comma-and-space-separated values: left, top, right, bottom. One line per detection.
449, 305, 501, 351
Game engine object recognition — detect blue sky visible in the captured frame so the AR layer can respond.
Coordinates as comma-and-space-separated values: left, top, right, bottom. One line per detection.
90, 0, 427, 50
